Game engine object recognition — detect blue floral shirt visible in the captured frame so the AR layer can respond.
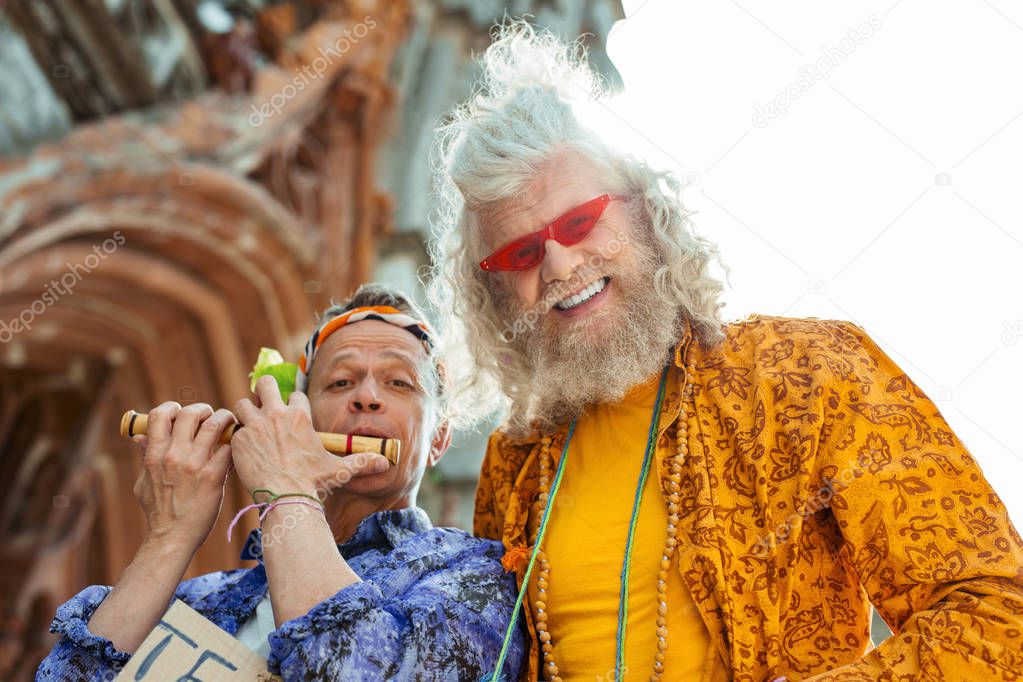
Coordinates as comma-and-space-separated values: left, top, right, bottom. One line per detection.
36, 507, 524, 681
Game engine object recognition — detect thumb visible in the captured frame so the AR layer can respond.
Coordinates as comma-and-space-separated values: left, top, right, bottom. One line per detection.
287, 388, 312, 416
320, 453, 390, 491
206, 443, 233, 481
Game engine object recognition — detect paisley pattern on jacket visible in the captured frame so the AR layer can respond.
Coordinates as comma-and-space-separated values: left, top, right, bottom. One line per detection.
37, 507, 524, 681
474, 315, 1023, 681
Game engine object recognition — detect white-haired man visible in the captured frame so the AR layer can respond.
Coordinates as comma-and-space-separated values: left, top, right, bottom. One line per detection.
37, 284, 524, 681
429, 22, 1023, 682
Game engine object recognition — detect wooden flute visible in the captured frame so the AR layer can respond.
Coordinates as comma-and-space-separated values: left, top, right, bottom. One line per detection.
119, 410, 400, 465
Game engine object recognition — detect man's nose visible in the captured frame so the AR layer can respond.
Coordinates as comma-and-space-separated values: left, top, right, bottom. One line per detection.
348, 379, 385, 413
540, 239, 585, 284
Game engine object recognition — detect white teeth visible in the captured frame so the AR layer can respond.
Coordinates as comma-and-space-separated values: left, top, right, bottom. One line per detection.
554, 278, 608, 310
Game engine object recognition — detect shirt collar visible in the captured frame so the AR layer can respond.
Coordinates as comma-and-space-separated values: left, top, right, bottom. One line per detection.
340, 506, 433, 554
673, 316, 694, 369
239, 506, 433, 563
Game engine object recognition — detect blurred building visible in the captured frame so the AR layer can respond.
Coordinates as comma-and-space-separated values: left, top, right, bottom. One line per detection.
0, 0, 623, 676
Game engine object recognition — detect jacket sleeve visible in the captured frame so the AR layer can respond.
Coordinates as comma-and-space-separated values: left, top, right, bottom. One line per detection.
35, 585, 129, 682
807, 320, 1023, 680
267, 531, 524, 681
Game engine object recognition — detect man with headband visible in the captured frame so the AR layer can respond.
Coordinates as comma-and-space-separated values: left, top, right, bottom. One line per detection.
428, 21, 1023, 682
37, 284, 524, 680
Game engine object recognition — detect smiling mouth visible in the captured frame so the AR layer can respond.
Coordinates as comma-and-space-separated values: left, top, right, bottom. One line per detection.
553, 276, 610, 311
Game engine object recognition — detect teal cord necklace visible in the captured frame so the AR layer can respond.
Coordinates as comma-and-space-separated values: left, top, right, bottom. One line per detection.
486, 365, 671, 682
615, 364, 670, 679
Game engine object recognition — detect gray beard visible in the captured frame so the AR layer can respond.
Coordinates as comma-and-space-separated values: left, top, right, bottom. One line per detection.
499, 237, 683, 432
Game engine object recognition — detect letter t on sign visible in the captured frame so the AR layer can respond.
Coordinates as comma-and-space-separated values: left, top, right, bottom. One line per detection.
116, 600, 282, 681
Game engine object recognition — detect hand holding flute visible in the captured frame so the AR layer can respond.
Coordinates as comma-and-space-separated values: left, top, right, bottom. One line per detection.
226, 376, 393, 507
95, 390, 394, 654
124, 383, 397, 542
87, 402, 239, 654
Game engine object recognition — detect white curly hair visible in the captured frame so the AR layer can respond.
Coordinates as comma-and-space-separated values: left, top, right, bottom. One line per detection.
428, 19, 727, 433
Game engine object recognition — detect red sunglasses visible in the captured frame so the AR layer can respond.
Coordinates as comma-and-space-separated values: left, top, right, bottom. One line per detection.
479, 193, 629, 272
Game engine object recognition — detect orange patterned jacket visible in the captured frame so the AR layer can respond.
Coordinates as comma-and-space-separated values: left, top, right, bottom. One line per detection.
474, 315, 1023, 681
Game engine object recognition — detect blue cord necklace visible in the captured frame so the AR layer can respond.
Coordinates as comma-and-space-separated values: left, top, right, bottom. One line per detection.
487, 365, 671, 682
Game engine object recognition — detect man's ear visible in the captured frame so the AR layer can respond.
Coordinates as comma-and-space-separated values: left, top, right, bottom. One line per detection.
428, 420, 452, 467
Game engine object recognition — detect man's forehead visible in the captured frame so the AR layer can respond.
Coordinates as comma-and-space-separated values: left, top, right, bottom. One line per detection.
482, 153, 603, 241
317, 320, 426, 367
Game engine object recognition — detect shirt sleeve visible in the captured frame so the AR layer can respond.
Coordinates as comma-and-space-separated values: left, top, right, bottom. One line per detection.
35, 569, 246, 681
267, 532, 525, 681
35, 585, 129, 681
806, 320, 1023, 679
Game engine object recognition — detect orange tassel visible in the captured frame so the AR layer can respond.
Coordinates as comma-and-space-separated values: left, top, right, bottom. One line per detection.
501, 545, 529, 574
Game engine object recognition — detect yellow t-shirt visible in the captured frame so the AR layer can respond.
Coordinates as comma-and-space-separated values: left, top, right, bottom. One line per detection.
527, 372, 725, 680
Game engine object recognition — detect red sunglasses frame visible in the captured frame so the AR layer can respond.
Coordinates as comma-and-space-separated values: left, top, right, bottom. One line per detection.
479, 193, 629, 272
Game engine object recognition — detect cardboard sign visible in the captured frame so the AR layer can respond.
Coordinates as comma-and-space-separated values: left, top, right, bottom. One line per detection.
117, 600, 282, 681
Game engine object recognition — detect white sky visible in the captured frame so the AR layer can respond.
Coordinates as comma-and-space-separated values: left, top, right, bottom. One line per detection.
604, 0, 1023, 525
